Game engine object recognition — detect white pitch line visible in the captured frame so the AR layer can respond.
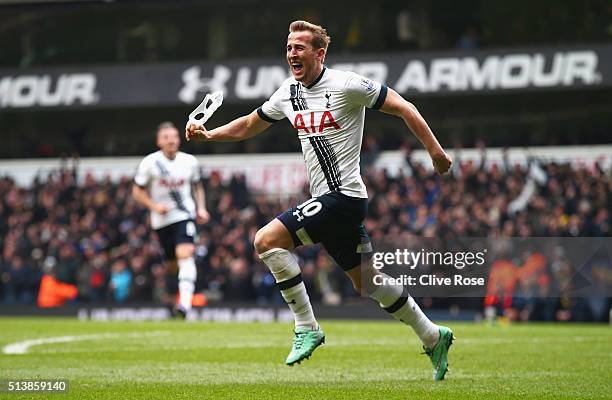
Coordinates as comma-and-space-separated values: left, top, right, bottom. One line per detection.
3, 332, 606, 355
2, 331, 170, 355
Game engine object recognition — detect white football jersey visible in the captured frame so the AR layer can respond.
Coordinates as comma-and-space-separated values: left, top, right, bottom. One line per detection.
258, 67, 387, 199
134, 150, 201, 229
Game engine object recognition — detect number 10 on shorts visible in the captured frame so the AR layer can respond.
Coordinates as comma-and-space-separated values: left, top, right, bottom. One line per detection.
293, 198, 322, 222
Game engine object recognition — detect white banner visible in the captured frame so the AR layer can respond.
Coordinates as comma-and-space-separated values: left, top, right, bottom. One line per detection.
0, 145, 610, 195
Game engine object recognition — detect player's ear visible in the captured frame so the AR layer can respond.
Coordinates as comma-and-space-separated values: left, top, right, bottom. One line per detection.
317, 48, 326, 63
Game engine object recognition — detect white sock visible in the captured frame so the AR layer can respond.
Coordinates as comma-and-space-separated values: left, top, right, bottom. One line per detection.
260, 248, 317, 329
177, 257, 197, 312
279, 282, 317, 329
370, 274, 439, 347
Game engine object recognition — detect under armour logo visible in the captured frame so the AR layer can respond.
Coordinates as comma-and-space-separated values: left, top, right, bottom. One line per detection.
179, 65, 231, 103
287, 299, 297, 305
324, 91, 332, 108
292, 209, 304, 222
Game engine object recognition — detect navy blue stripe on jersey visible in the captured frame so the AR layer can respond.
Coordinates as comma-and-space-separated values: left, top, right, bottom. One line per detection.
154, 160, 188, 212
289, 84, 308, 111
308, 137, 335, 191
313, 136, 340, 191
319, 136, 342, 189
309, 136, 341, 192
256, 107, 281, 123
297, 84, 308, 110
305, 67, 326, 89
372, 85, 388, 110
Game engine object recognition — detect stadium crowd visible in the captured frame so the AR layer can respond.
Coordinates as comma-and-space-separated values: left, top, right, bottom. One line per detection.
0, 148, 610, 321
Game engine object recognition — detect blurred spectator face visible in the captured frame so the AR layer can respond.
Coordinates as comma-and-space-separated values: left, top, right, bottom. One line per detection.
230, 258, 248, 277
111, 259, 127, 274
423, 225, 436, 238
59, 244, 75, 260
156, 126, 180, 157
11, 257, 23, 270
131, 255, 145, 273
151, 263, 165, 279
233, 240, 247, 257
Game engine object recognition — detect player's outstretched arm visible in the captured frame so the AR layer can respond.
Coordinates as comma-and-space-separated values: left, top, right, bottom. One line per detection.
185, 110, 271, 143
379, 88, 452, 175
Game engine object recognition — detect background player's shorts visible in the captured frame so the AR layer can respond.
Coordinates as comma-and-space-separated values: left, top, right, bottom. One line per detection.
155, 219, 196, 260
277, 192, 372, 271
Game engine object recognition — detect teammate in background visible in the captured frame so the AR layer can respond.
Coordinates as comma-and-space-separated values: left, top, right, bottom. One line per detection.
186, 21, 454, 380
133, 122, 210, 318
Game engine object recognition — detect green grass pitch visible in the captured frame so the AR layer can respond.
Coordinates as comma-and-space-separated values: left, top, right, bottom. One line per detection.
0, 318, 610, 399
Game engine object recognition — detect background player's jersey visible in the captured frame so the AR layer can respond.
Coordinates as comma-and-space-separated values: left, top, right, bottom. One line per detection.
258, 67, 387, 199
134, 151, 201, 230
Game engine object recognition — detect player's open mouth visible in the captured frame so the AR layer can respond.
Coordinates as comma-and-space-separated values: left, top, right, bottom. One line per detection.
291, 63, 303, 73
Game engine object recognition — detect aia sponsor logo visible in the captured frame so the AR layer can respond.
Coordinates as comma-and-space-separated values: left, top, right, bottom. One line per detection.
293, 111, 340, 134
159, 178, 185, 189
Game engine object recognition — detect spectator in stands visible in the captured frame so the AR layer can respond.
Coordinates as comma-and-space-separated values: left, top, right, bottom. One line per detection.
109, 258, 132, 303
2, 255, 38, 304
37, 262, 78, 308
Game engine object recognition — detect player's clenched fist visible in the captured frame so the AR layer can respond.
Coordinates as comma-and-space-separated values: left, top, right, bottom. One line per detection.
431, 151, 452, 175
185, 122, 209, 141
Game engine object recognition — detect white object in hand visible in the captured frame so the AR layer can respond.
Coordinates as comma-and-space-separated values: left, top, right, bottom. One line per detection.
188, 91, 224, 126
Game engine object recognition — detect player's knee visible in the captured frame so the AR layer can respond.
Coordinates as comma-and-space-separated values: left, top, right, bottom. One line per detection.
255, 225, 289, 254
254, 227, 273, 254
349, 273, 363, 293
344, 264, 364, 292
345, 262, 377, 295
175, 243, 194, 259
256, 219, 293, 255
351, 279, 362, 293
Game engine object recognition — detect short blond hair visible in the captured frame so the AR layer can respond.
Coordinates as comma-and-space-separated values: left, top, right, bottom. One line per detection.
156, 121, 177, 137
157, 121, 176, 131
289, 20, 331, 51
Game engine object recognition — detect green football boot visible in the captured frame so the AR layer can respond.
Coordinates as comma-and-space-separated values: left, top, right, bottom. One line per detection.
423, 326, 455, 381
285, 326, 325, 366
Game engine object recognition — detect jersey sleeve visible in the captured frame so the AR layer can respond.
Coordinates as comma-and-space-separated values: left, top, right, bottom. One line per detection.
345, 72, 388, 110
256, 84, 287, 123
134, 157, 151, 187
